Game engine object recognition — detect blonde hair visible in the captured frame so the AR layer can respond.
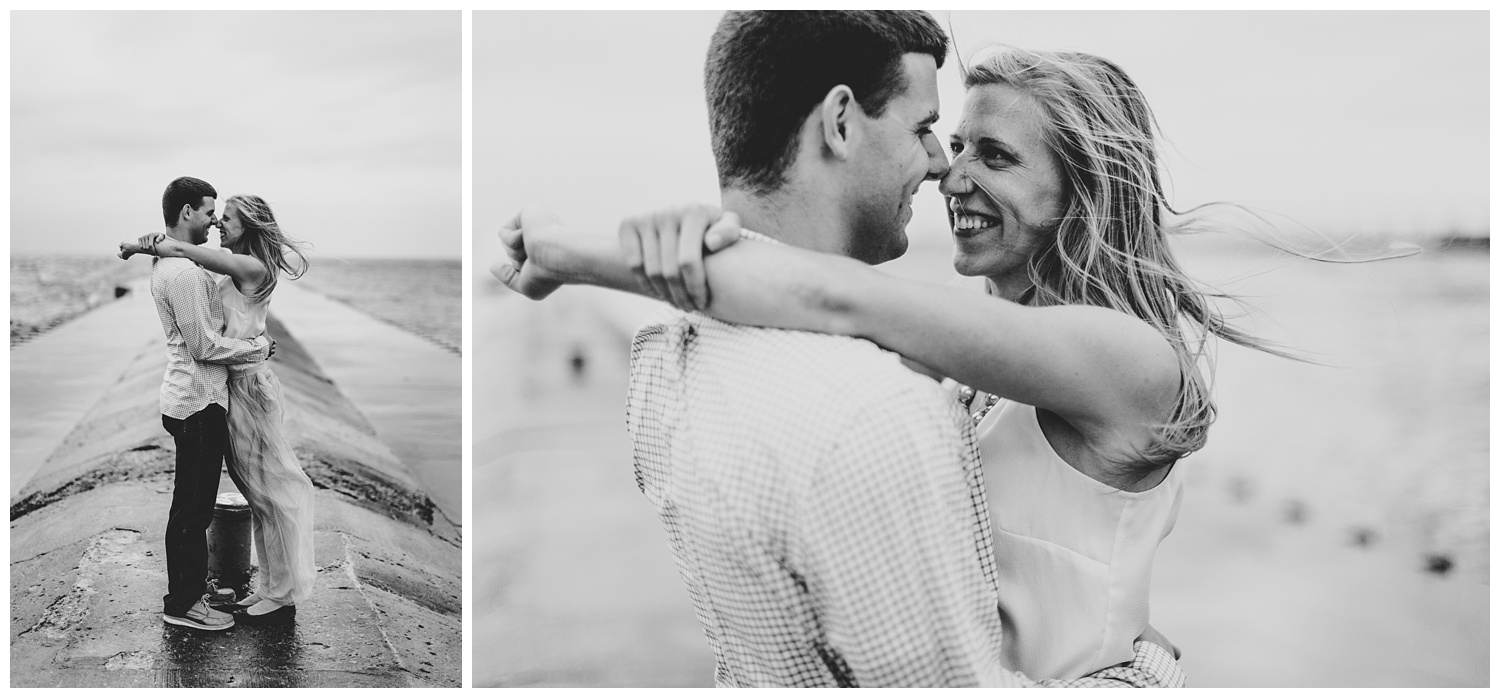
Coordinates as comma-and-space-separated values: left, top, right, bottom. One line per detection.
225, 194, 309, 304
962, 48, 1304, 473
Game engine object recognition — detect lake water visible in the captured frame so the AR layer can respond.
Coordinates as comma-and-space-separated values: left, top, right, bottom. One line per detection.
10, 254, 460, 353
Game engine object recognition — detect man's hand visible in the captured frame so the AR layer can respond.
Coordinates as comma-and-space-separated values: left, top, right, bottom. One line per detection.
618, 205, 741, 312
1136, 623, 1180, 659
490, 207, 566, 300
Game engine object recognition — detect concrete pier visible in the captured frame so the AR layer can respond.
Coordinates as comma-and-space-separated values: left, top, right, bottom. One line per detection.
10, 280, 461, 688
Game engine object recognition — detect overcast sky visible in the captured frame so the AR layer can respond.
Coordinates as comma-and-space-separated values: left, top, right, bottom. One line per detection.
475, 10, 1488, 266
12, 11, 460, 258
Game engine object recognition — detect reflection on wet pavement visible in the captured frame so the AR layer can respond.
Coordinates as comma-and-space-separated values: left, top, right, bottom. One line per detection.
159, 622, 304, 688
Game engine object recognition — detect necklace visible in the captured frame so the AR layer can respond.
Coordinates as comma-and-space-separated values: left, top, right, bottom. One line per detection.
956, 385, 1001, 425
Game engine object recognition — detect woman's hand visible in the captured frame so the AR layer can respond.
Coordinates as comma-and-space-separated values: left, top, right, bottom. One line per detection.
1136, 623, 1181, 659
617, 205, 742, 311
118, 233, 165, 260
152, 236, 189, 258
491, 207, 573, 300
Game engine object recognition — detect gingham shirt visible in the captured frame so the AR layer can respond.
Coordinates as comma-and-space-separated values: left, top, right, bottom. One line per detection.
625, 235, 1184, 687
150, 257, 270, 420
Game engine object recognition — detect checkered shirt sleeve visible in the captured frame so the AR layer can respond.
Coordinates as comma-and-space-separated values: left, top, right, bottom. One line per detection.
151, 258, 270, 419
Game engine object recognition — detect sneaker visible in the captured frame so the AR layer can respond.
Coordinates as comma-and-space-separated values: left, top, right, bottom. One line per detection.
205, 586, 238, 606
163, 598, 235, 631
210, 592, 260, 613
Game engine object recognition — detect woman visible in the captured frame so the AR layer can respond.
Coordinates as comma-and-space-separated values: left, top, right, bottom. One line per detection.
121, 194, 315, 626
495, 48, 1319, 679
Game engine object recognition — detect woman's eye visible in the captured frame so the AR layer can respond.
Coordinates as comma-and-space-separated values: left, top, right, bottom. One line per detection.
982, 149, 1013, 167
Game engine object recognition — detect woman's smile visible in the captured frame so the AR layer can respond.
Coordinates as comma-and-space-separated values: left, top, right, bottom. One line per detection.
952, 212, 1001, 238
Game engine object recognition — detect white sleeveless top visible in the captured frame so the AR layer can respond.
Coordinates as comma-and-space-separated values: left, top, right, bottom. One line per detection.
977, 399, 1184, 680
217, 275, 268, 339
217, 276, 270, 374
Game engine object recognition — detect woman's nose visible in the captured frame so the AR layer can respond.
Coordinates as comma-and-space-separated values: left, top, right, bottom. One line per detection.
938, 158, 971, 197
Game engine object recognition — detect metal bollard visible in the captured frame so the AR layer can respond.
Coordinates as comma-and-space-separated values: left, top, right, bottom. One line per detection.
207, 492, 253, 595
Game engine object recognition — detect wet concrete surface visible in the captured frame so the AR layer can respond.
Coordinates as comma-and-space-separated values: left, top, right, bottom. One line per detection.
269, 283, 462, 533
12, 479, 460, 688
9, 280, 159, 497
11, 284, 461, 687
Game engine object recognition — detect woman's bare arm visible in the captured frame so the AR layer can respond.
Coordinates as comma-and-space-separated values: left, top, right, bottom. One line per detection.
120, 234, 268, 292
497, 206, 1179, 439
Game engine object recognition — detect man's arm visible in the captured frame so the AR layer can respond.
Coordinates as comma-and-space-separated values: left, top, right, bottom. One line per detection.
796, 378, 1015, 687
161, 264, 270, 365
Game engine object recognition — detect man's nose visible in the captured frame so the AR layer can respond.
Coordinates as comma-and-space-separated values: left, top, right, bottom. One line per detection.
924, 137, 949, 182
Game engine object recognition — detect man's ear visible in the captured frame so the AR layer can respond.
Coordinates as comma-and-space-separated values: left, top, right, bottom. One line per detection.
818, 85, 857, 160
180, 203, 194, 225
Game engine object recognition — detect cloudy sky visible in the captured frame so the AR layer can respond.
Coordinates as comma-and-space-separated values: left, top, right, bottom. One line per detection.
475, 10, 1488, 266
12, 11, 460, 258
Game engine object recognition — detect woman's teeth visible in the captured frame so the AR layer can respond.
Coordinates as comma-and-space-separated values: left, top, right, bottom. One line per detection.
954, 215, 995, 232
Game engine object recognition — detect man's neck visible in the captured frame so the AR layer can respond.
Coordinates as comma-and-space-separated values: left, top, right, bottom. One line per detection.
163, 226, 196, 244
720, 186, 849, 257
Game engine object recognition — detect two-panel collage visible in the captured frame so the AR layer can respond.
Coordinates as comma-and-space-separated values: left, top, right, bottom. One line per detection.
7, 9, 1490, 690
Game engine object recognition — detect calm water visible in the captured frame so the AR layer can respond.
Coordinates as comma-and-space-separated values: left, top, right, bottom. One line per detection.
298, 257, 461, 353
10, 253, 149, 345
1179, 240, 1488, 582
890, 237, 1489, 582
10, 254, 460, 353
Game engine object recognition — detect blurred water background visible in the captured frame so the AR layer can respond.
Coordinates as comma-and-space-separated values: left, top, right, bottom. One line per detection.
885, 234, 1490, 584
475, 226, 1488, 686
11, 255, 460, 354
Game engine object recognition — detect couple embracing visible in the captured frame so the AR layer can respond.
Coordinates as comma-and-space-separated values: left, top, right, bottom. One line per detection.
120, 176, 314, 630
497, 10, 1290, 687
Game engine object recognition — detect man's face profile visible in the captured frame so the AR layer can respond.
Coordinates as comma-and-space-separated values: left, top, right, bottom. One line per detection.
186, 196, 217, 245
844, 53, 946, 265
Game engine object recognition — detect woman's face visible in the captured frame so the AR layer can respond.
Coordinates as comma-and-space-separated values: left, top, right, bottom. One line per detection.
939, 83, 1067, 293
219, 203, 246, 248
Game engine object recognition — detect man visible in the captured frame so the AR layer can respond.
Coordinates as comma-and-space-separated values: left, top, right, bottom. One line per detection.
151, 176, 273, 631
498, 11, 1182, 686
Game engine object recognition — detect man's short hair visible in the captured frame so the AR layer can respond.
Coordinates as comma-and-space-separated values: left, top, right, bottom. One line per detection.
162, 176, 218, 227
704, 11, 949, 195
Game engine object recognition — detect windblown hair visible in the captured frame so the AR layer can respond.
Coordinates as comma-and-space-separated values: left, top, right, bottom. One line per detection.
704, 10, 949, 195
225, 194, 309, 304
962, 48, 1300, 473
162, 176, 217, 227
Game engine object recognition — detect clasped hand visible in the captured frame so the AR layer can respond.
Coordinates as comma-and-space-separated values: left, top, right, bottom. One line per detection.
492, 204, 742, 311
118, 233, 175, 260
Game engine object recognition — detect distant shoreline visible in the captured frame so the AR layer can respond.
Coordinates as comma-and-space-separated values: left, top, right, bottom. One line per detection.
10, 255, 460, 351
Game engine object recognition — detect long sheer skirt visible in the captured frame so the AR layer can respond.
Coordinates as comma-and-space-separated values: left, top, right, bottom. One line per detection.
225, 362, 316, 606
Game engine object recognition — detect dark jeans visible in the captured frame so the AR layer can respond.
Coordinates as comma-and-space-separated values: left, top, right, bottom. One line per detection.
161, 403, 229, 616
